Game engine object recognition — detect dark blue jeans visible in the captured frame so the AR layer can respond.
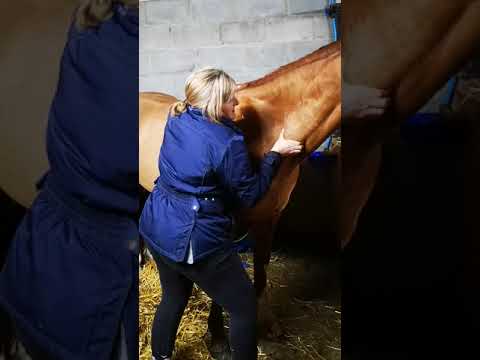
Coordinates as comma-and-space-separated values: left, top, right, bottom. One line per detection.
150, 248, 257, 360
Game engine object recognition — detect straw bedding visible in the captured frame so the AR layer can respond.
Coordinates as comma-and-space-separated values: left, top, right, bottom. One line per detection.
139, 253, 340, 360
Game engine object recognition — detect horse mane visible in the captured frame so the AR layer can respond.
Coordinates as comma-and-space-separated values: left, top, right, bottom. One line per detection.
238, 41, 340, 90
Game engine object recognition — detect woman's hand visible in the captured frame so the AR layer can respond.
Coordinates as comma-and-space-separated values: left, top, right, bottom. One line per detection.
271, 129, 303, 156
343, 82, 391, 119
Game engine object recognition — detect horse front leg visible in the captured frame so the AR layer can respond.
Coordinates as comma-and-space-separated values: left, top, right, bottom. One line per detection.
206, 301, 231, 359
253, 216, 283, 339
340, 134, 383, 248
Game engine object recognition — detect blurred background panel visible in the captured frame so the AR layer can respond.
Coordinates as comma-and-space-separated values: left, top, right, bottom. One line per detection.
341, 1, 480, 358
0, 1, 77, 207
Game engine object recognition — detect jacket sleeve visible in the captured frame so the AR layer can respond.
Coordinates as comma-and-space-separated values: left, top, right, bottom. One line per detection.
216, 135, 282, 209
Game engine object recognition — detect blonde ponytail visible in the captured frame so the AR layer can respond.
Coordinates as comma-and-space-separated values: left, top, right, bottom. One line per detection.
172, 67, 236, 123
170, 100, 189, 117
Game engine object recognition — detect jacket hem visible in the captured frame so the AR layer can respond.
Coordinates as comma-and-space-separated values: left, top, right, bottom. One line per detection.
142, 233, 233, 264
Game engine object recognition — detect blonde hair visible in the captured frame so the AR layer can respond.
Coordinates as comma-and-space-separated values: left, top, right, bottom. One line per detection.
76, 0, 138, 30
171, 67, 237, 123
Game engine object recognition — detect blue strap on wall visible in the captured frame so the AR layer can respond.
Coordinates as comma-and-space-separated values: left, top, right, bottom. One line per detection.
327, 0, 338, 42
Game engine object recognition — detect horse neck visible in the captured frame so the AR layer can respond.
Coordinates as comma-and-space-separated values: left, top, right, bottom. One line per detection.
236, 46, 340, 156
238, 59, 324, 118
343, 1, 476, 120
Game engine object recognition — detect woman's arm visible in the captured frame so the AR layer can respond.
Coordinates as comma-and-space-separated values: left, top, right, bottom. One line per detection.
216, 135, 282, 209
216, 129, 302, 209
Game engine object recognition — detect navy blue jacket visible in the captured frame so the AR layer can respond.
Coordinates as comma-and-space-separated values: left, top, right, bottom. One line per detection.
139, 106, 282, 262
0, 4, 139, 360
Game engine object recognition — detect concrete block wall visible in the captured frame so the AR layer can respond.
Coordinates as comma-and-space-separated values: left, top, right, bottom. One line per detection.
140, 0, 333, 98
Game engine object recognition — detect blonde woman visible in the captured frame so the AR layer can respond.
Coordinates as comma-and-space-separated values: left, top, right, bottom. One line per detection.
139, 68, 303, 360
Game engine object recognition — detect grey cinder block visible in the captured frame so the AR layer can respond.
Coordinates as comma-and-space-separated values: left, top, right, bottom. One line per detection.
285, 40, 327, 63
220, 19, 266, 44
288, 0, 326, 14
139, 53, 151, 75
171, 23, 221, 48
191, 0, 285, 22
140, 25, 173, 50
140, 73, 189, 98
264, 16, 314, 42
150, 48, 197, 73
145, 0, 190, 24
313, 14, 330, 39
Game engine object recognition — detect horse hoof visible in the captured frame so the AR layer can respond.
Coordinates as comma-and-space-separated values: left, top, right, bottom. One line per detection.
266, 320, 283, 340
211, 352, 231, 360
208, 340, 231, 360
257, 306, 284, 340
204, 330, 231, 360
209, 347, 231, 360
